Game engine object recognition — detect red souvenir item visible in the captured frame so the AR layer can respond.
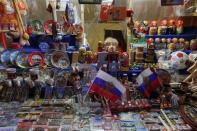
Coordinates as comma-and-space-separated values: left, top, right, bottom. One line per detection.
147, 38, 154, 45
99, 4, 111, 22
43, 20, 57, 35
28, 52, 45, 67
149, 21, 157, 35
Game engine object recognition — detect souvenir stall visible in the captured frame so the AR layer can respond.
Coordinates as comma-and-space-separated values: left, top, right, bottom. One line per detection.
0, 0, 196, 130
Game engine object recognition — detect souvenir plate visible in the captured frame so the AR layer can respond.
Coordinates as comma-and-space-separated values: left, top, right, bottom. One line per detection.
0, 50, 11, 66
16, 52, 29, 68
10, 50, 20, 65
51, 51, 70, 69
28, 52, 45, 67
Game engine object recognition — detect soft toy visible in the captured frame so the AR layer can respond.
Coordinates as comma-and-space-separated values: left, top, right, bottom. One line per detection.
168, 20, 176, 35
104, 37, 118, 52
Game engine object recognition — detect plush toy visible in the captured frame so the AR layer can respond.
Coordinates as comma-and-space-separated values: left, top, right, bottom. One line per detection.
104, 37, 118, 53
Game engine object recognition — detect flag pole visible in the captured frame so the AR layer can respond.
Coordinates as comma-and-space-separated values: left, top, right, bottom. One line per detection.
82, 69, 101, 103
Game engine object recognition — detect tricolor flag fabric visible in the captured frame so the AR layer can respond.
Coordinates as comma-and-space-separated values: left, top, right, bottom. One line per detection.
90, 70, 126, 101
136, 68, 161, 97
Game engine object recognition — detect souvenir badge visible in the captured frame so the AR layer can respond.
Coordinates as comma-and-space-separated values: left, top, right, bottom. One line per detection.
0, 50, 11, 66
28, 52, 45, 67
16, 52, 29, 68
51, 51, 70, 69
10, 50, 20, 65
39, 42, 49, 53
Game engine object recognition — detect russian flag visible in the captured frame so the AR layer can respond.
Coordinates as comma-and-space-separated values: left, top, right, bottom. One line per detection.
90, 70, 126, 101
136, 68, 161, 97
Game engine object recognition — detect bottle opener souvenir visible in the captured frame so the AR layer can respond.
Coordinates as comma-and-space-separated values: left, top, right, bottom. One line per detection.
51, 51, 70, 69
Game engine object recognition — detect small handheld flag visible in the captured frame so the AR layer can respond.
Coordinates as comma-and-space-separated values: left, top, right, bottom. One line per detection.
90, 69, 126, 101
136, 68, 161, 97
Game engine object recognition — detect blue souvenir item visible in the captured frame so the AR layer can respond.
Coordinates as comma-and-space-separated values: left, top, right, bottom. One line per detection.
39, 42, 49, 53
16, 52, 29, 68
0, 50, 11, 66
10, 50, 20, 65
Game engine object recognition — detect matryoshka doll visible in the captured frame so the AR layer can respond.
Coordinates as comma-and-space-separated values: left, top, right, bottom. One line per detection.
141, 21, 149, 35
184, 41, 190, 50
120, 52, 129, 71
155, 38, 160, 49
176, 20, 183, 35
161, 38, 167, 49
190, 39, 197, 51
158, 20, 168, 35
149, 21, 158, 35
178, 38, 185, 50
133, 21, 141, 38
168, 20, 176, 35
85, 51, 93, 64
97, 41, 104, 52
78, 47, 86, 64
